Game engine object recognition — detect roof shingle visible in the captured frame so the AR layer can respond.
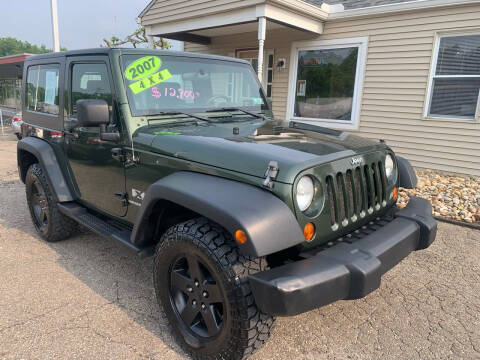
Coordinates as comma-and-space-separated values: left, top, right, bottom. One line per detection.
305, 0, 420, 10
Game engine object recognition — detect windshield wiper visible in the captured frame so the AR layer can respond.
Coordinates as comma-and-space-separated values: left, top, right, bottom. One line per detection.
157, 111, 215, 123
206, 107, 269, 121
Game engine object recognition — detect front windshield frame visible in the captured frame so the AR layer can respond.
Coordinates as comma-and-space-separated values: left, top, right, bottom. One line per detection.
120, 54, 270, 117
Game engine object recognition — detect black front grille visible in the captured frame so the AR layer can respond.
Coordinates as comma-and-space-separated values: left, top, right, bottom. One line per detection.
326, 161, 387, 226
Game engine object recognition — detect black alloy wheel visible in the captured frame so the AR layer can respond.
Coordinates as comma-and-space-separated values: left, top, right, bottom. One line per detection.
169, 254, 224, 339
30, 177, 49, 232
25, 164, 79, 242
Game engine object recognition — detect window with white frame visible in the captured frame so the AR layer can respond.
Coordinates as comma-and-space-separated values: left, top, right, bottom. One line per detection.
288, 37, 367, 130
235, 48, 274, 98
427, 34, 480, 120
265, 51, 274, 99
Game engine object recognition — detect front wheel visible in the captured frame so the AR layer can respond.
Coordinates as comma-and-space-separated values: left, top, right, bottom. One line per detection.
154, 218, 275, 360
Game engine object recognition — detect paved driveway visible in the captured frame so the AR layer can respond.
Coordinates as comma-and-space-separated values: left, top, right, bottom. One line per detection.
0, 138, 479, 360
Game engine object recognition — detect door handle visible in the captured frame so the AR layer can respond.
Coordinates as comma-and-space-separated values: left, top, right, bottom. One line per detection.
114, 192, 128, 207
64, 131, 79, 139
111, 148, 125, 162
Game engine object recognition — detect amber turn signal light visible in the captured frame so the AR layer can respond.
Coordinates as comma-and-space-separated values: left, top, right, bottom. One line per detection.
235, 230, 248, 244
303, 222, 315, 242
392, 187, 398, 201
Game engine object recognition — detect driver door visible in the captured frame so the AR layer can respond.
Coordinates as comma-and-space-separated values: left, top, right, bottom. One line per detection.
64, 56, 127, 217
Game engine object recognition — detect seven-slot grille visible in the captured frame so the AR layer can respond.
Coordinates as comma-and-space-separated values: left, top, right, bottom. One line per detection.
326, 161, 387, 226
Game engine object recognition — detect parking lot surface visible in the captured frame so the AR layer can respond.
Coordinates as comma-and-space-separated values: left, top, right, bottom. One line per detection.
0, 137, 479, 360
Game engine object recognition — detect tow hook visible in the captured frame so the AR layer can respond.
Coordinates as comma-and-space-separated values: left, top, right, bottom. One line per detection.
263, 161, 279, 189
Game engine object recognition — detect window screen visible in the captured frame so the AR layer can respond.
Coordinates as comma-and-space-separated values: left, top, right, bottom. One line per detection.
71, 63, 112, 115
428, 34, 480, 119
25, 65, 60, 115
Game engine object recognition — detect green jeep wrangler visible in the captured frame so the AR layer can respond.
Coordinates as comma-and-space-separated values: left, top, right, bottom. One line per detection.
18, 48, 437, 360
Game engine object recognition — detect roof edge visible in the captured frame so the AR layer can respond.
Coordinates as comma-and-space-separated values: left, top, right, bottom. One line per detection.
0, 53, 34, 60
269, 0, 329, 19
138, 0, 156, 19
137, 0, 480, 30
326, 0, 480, 19
0, 53, 33, 65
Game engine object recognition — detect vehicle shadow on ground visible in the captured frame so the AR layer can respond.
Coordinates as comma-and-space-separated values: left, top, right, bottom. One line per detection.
0, 179, 188, 359
48, 234, 189, 358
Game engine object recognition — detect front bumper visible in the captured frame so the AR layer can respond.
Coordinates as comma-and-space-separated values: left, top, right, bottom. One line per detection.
248, 197, 437, 316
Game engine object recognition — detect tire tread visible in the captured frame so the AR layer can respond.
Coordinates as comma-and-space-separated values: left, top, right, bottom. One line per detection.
26, 164, 78, 242
154, 217, 275, 360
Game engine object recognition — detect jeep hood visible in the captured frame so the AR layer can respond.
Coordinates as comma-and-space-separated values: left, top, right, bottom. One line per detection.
133, 120, 387, 184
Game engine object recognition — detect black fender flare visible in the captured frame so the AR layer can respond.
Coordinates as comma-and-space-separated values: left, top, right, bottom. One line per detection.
397, 156, 417, 189
17, 137, 74, 202
131, 172, 304, 257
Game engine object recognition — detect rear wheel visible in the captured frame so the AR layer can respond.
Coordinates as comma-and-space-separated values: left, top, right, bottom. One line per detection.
25, 164, 79, 242
154, 218, 275, 360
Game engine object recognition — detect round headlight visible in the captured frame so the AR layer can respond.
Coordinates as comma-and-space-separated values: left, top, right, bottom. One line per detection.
296, 176, 315, 212
385, 154, 395, 179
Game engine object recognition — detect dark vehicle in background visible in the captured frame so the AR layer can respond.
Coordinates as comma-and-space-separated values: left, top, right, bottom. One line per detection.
17, 48, 436, 360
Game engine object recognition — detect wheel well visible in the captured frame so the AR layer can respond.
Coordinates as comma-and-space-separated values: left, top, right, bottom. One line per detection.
18, 150, 39, 183
141, 200, 200, 248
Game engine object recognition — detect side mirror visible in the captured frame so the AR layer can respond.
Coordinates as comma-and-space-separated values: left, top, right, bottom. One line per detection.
76, 99, 110, 128
76, 99, 120, 142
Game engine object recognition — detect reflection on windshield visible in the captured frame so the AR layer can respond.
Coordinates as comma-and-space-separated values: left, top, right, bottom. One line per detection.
122, 54, 268, 117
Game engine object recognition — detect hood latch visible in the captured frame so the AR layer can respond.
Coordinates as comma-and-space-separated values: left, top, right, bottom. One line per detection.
263, 161, 279, 189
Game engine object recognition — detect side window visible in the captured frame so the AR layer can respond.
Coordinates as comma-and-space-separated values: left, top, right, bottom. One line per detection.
26, 64, 60, 115
71, 63, 112, 115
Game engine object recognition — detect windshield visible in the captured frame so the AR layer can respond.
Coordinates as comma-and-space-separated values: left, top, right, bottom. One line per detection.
121, 54, 269, 116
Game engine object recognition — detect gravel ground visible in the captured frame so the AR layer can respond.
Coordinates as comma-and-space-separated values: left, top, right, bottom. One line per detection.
398, 170, 480, 224
0, 136, 479, 359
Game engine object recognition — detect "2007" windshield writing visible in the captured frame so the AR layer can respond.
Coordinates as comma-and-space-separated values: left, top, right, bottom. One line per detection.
152, 87, 200, 100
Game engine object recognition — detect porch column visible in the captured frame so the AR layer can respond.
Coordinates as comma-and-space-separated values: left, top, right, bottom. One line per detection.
257, 17, 267, 83
147, 35, 155, 49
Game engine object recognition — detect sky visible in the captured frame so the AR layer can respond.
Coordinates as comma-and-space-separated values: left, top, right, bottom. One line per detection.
0, 0, 182, 51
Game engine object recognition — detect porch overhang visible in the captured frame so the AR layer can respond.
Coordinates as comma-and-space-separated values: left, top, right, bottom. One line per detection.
0, 54, 31, 79
143, 2, 325, 45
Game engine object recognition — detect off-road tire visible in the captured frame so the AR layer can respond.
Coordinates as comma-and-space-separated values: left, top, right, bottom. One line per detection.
154, 217, 275, 360
25, 163, 79, 242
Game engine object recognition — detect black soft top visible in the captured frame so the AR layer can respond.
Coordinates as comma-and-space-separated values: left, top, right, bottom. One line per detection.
25, 48, 249, 65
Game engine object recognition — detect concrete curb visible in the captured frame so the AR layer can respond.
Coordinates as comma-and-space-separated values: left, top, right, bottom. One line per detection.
435, 216, 480, 230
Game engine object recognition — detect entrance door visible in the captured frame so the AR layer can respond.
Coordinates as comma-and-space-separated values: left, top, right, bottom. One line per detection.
235, 48, 274, 99
64, 56, 127, 218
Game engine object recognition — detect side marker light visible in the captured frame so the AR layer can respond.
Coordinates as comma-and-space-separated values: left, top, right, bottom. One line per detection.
304, 223, 315, 242
235, 230, 248, 244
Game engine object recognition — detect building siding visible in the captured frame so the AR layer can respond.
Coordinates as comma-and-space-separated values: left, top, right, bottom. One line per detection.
141, 0, 263, 26
183, 3, 480, 176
